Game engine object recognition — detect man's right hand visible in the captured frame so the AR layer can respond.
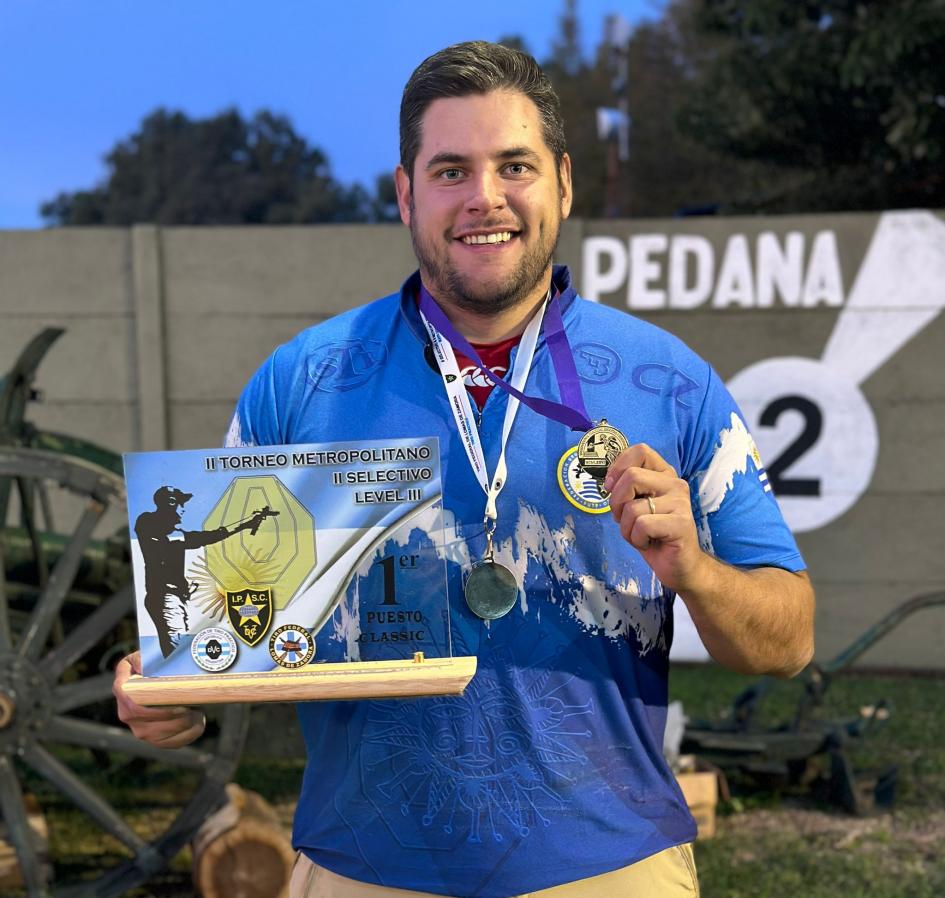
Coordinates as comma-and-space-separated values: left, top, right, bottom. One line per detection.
113, 651, 206, 748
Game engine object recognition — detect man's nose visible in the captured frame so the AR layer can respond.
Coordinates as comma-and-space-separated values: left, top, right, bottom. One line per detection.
464, 171, 506, 214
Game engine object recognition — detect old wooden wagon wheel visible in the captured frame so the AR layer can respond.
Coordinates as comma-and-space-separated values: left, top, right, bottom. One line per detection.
0, 447, 249, 897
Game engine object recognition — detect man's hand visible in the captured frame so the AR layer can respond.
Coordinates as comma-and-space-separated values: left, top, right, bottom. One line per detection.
603, 443, 707, 593
603, 443, 815, 678
113, 652, 206, 748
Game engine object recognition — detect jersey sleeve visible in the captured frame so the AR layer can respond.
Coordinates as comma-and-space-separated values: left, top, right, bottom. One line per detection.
683, 362, 805, 572
224, 347, 286, 449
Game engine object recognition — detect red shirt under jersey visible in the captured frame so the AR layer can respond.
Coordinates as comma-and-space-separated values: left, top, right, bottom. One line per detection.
453, 335, 521, 410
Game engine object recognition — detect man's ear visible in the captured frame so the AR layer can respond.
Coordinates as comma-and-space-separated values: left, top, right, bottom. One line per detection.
395, 165, 412, 226
558, 153, 573, 220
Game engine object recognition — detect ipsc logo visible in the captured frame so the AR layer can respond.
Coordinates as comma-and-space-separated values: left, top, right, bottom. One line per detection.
191, 627, 238, 672
227, 588, 273, 647
557, 446, 611, 514
269, 625, 315, 669
307, 339, 388, 392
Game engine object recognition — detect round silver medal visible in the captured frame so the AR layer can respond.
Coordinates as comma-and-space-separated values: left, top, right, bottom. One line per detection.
464, 561, 519, 620
576, 419, 630, 498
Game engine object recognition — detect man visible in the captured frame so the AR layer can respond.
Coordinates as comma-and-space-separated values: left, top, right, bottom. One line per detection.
115, 41, 814, 897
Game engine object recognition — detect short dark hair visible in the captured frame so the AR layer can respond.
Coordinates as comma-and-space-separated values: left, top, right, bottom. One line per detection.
400, 41, 567, 181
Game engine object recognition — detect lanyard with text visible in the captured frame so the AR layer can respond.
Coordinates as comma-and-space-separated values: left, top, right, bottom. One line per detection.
419, 291, 545, 528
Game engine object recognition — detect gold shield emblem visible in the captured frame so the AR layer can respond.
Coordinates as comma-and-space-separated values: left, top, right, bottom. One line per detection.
227, 588, 273, 647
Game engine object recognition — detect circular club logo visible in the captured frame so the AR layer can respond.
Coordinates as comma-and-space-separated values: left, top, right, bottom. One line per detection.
191, 628, 238, 672
557, 446, 611, 514
269, 625, 315, 669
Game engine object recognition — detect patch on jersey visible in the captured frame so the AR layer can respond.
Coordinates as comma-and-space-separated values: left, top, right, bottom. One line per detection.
573, 342, 621, 384
557, 446, 611, 514
191, 627, 238, 672
307, 339, 388, 392
269, 624, 314, 668
749, 437, 772, 493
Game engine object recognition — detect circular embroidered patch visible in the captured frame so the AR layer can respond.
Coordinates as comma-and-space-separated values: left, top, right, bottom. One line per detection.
191, 628, 238, 672
557, 446, 611, 514
268, 625, 315, 669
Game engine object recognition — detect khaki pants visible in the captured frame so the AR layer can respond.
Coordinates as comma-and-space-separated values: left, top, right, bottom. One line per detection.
289, 844, 699, 898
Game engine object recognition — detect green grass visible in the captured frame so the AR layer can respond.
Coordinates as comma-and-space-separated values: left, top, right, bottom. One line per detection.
670, 665, 945, 897
696, 824, 945, 898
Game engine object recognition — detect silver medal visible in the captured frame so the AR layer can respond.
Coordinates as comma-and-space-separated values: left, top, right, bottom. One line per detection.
464, 561, 519, 620
464, 519, 519, 620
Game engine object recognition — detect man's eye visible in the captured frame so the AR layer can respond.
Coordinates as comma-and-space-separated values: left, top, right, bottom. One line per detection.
440, 168, 463, 180
505, 163, 528, 175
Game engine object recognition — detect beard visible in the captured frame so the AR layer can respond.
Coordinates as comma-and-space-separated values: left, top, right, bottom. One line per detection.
409, 196, 560, 316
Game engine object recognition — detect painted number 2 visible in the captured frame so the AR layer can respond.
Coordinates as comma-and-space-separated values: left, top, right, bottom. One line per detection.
759, 396, 823, 496
727, 357, 877, 533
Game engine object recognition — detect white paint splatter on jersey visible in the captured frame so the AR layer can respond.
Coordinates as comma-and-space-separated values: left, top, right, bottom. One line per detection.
696, 412, 755, 553
496, 502, 666, 654
332, 576, 363, 661
328, 501, 665, 656
224, 413, 254, 448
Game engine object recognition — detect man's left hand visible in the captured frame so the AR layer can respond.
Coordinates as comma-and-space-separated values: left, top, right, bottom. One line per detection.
603, 443, 707, 592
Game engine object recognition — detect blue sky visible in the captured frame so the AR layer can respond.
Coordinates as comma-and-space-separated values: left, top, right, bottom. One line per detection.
0, 0, 661, 228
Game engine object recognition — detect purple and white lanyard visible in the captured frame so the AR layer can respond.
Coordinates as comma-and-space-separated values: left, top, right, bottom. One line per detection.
419, 284, 595, 549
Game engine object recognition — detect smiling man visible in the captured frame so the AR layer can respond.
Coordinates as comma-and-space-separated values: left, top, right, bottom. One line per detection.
115, 42, 814, 898
397, 86, 570, 340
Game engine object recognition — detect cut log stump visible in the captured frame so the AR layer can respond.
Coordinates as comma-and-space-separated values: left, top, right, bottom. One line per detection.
192, 783, 294, 898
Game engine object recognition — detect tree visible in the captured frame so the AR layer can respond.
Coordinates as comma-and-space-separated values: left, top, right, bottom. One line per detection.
369, 174, 401, 223
540, 0, 759, 218
542, 3, 618, 217
678, 0, 945, 211
617, 1, 777, 217
543, 0, 945, 217
41, 108, 373, 225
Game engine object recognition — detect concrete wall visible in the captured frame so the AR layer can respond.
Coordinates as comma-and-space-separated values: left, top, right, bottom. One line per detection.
1, 213, 942, 670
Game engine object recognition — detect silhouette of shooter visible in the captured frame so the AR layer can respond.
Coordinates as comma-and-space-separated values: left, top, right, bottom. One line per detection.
135, 486, 275, 657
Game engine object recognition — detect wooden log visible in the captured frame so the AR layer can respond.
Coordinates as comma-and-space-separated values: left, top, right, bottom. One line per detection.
192, 783, 294, 898
0, 792, 51, 889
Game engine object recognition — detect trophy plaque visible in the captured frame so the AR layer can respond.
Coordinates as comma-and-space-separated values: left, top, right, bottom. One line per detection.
121, 436, 475, 705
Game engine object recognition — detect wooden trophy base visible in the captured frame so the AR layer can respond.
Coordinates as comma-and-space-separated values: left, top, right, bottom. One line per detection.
123, 654, 478, 706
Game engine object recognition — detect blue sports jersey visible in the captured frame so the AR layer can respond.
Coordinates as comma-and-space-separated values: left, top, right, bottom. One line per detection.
228, 266, 804, 897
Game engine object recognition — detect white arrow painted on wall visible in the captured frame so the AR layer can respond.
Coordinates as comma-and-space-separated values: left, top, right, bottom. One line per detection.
672, 210, 945, 662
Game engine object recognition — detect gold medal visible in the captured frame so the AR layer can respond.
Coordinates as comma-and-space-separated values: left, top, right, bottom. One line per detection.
576, 419, 629, 498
